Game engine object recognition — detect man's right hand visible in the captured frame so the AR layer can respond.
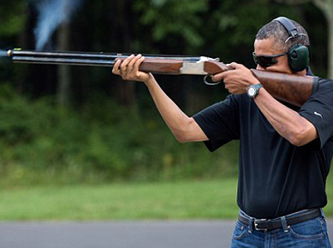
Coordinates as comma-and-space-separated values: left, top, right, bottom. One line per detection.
112, 54, 152, 83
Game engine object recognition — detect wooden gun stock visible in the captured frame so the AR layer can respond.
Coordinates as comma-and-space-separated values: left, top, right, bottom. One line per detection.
139, 59, 319, 107
250, 69, 318, 107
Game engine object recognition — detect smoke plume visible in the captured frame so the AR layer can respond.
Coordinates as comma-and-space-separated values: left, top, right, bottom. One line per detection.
0, 50, 7, 57
34, 0, 83, 51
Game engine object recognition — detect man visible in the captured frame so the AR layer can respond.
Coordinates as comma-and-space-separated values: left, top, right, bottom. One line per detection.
113, 17, 333, 247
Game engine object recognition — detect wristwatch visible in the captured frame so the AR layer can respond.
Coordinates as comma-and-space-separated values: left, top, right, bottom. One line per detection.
247, 84, 263, 99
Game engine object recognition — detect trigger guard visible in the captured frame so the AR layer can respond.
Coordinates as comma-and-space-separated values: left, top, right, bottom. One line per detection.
204, 75, 221, 86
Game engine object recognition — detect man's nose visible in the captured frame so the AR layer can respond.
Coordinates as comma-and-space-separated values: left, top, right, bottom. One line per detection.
256, 64, 266, 71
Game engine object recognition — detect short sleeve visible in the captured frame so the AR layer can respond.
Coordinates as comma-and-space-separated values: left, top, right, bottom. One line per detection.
193, 95, 241, 152
299, 79, 333, 149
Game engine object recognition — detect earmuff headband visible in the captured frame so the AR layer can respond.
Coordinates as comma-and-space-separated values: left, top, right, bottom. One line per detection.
274, 17, 299, 39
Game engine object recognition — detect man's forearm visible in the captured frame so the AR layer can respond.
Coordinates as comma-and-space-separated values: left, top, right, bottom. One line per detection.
144, 76, 208, 142
111, 54, 207, 142
254, 88, 317, 146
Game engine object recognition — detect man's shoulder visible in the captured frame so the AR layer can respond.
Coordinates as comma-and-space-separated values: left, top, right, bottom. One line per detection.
315, 78, 333, 94
318, 77, 333, 85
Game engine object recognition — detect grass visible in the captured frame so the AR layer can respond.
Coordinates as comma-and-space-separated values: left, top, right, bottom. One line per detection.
0, 174, 332, 221
0, 179, 238, 221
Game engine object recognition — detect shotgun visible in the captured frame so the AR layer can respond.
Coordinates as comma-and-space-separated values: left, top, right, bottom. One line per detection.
6, 49, 319, 107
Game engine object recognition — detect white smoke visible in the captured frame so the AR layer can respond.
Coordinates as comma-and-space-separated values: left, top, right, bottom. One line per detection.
0, 50, 7, 57
34, 0, 83, 51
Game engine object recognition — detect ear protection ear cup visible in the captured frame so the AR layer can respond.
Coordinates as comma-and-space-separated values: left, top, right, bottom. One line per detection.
274, 17, 310, 72
288, 44, 309, 72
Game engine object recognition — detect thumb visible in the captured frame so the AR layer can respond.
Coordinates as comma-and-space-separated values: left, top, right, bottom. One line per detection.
228, 62, 244, 70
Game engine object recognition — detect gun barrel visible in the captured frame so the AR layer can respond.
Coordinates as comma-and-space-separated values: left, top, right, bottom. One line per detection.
7, 49, 201, 67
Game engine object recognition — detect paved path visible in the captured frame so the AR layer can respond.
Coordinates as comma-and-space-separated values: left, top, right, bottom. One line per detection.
0, 220, 332, 248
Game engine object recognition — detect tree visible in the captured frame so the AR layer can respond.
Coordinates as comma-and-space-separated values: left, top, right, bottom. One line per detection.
275, 0, 333, 78
133, 0, 209, 54
0, 1, 26, 39
57, 22, 71, 106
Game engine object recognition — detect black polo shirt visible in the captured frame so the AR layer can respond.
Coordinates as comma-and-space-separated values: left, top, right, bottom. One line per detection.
193, 78, 333, 218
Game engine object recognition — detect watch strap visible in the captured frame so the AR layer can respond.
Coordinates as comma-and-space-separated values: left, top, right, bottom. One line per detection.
248, 84, 263, 98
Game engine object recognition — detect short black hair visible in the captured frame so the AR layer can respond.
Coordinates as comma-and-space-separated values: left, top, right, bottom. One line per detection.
256, 18, 310, 52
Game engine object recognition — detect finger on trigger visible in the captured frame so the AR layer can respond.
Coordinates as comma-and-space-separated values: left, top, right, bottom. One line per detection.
212, 73, 224, 82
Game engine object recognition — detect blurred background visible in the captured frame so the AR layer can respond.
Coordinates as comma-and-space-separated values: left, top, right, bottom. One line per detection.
0, 0, 331, 187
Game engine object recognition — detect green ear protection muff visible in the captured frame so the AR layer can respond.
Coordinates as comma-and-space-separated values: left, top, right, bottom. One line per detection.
274, 17, 309, 72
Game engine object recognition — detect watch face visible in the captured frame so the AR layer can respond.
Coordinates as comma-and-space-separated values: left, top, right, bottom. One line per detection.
248, 86, 256, 97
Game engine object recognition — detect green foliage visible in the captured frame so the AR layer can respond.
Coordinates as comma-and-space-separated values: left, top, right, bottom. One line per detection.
134, 0, 209, 53
0, 1, 26, 37
132, 0, 315, 65
0, 86, 239, 186
200, 0, 307, 64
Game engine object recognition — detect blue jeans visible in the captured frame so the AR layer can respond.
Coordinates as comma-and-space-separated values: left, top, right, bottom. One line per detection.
231, 210, 332, 248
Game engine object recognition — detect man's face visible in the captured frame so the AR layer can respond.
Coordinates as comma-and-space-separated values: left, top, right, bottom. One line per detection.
253, 38, 292, 74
